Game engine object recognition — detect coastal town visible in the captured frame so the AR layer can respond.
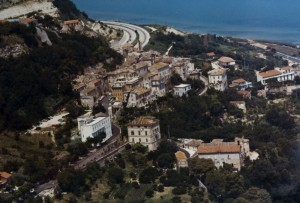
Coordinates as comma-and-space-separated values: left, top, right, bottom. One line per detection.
1, 0, 300, 202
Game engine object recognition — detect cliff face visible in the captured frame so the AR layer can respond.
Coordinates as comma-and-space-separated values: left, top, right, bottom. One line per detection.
0, 0, 28, 10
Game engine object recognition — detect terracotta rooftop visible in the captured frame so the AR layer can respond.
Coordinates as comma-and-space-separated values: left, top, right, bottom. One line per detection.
175, 151, 187, 160
207, 52, 215, 57
230, 101, 245, 105
281, 66, 292, 71
198, 145, 241, 154
258, 70, 281, 78
132, 87, 151, 95
150, 62, 169, 70
237, 90, 251, 96
232, 78, 246, 84
0, 172, 12, 179
134, 62, 148, 70
19, 18, 35, 23
128, 116, 159, 127
218, 56, 235, 63
64, 19, 80, 25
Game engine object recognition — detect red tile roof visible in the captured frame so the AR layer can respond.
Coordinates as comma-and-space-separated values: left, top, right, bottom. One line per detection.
64, 19, 80, 25
218, 56, 235, 63
19, 18, 35, 23
175, 151, 187, 160
207, 52, 215, 57
0, 172, 12, 179
258, 70, 281, 78
232, 78, 246, 84
198, 145, 241, 154
128, 116, 159, 127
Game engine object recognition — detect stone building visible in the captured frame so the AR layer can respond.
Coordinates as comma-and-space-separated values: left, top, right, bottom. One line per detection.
127, 116, 161, 151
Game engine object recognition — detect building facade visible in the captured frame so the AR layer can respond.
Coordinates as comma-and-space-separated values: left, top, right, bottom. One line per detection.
256, 67, 295, 85
127, 116, 161, 151
175, 151, 189, 170
208, 68, 228, 91
173, 84, 192, 97
77, 115, 113, 142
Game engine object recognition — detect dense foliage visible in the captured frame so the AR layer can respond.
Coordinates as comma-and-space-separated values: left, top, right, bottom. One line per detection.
0, 23, 122, 131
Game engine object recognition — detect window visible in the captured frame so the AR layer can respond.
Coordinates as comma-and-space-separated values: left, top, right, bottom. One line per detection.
146, 138, 148, 142
145, 131, 147, 136
139, 138, 141, 143
132, 138, 135, 143
138, 131, 140, 136
131, 131, 134, 135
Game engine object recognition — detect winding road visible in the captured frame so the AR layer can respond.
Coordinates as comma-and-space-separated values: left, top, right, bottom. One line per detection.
102, 21, 150, 50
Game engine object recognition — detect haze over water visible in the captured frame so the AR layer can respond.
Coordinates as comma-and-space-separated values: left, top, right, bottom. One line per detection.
72, 0, 300, 45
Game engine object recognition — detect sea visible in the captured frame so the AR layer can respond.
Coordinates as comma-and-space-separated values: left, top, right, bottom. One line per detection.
72, 0, 300, 45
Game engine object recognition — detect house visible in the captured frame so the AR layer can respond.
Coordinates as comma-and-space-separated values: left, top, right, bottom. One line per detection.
77, 114, 113, 142
173, 84, 191, 97
183, 139, 203, 151
127, 116, 161, 151
208, 68, 228, 91
198, 141, 242, 170
237, 90, 252, 100
218, 56, 235, 67
80, 95, 95, 109
133, 62, 149, 76
150, 62, 170, 82
62, 19, 83, 32
125, 87, 154, 108
175, 151, 189, 170
0, 172, 12, 187
230, 101, 247, 113
230, 78, 253, 90
207, 52, 215, 58
112, 84, 127, 101
256, 67, 295, 85
19, 18, 37, 25
151, 76, 166, 97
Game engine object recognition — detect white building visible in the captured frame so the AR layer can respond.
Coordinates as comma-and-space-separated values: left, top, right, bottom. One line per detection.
208, 68, 228, 91
173, 84, 192, 96
218, 56, 236, 67
197, 140, 242, 171
77, 115, 113, 142
124, 87, 155, 108
229, 78, 253, 90
150, 62, 170, 82
256, 67, 295, 85
127, 116, 161, 151
230, 101, 247, 113
175, 151, 189, 170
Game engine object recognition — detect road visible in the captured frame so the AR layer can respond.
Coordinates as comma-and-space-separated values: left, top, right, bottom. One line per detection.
199, 75, 209, 96
73, 120, 123, 170
102, 21, 150, 50
275, 52, 300, 64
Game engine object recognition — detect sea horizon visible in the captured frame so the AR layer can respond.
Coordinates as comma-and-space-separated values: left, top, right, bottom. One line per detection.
72, 0, 300, 46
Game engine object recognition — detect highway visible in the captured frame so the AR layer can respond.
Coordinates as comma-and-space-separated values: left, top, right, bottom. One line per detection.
102, 21, 150, 50
275, 52, 300, 64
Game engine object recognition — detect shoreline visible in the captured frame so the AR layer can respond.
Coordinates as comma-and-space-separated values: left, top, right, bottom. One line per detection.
101, 19, 300, 51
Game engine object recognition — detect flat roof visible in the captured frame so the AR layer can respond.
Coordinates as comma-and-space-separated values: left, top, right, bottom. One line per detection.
174, 84, 191, 88
85, 116, 108, 126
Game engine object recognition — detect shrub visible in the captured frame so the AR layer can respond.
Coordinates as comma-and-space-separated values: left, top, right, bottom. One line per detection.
145, 189, 154, 198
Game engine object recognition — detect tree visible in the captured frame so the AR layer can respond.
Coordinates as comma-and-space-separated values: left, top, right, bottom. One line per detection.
205, 171, 226, 197
157, 153, 175, 169
108, 167, 124, 184
139, 167, 159, 184
92, 103, 106, 115
225, 173, 245, 198
190, 158, 215, 175
241, 187, 272, 203
145, 189, 154, 197
266, 107, 295, 130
